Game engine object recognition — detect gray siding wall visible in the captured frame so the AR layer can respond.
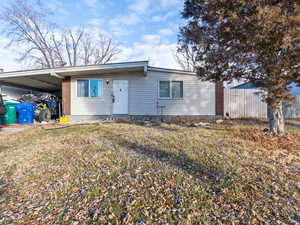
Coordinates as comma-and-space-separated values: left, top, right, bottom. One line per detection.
151, 71, 215, 116
70, 70, 215, 116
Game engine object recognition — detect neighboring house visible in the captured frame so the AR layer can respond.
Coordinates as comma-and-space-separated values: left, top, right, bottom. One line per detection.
232, 82, 258, 90
0, 61, 224, 122
233, 81, 300, 95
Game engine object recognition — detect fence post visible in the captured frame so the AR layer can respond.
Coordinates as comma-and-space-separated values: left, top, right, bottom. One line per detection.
215, 81, 224, 117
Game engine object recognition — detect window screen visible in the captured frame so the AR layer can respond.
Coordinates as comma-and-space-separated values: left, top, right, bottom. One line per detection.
77, 80, 89, 97
159, 81, 170, 98
77, 79, 103, 97
172, 81, 183, 98
159, 80, 183, 99
90, 80, 103, 97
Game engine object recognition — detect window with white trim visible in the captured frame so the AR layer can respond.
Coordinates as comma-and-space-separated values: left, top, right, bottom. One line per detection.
159, 81, 183, 99
77, 79, 103, 97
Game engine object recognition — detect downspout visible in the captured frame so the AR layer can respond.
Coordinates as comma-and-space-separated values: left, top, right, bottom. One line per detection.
144, 65, 148, 76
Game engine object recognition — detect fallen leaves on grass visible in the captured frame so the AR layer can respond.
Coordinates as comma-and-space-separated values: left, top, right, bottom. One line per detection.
0, 122, 299, 224
229, 126, 300, 151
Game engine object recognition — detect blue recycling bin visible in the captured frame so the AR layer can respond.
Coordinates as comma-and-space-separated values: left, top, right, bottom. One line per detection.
16, 103, 35, 124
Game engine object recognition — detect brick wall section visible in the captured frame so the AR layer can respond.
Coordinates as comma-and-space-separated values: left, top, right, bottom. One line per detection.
215, 81, 224, 116
62, 76, 71, 115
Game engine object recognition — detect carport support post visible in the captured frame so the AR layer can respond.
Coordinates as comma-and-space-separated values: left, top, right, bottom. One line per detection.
62, 76, 71, 116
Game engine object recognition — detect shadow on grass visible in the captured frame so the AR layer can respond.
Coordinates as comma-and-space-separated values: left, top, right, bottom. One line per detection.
0, 146, 10, 153
101, 127, 236, 192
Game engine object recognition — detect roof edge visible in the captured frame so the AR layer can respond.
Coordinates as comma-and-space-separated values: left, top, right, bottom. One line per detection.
0, 61, 200, 78
148, 66, 197, 75
0, 61, 149, 78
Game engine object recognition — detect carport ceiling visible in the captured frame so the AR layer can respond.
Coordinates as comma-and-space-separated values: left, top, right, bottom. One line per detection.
0, 61, 149, 92
0, 74, 62, 92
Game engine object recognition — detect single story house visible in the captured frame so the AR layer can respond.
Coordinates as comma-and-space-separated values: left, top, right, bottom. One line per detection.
0, 61, 224, 122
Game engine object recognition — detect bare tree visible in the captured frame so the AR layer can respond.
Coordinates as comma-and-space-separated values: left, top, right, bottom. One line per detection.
80, 32, 119, 65
1, 0, 56, 68
0, 0, 120, 69
63, 29, 84, 67
175, 45, 198, 72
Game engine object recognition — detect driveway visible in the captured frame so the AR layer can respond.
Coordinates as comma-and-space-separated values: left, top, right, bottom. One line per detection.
0, 125, 33, 134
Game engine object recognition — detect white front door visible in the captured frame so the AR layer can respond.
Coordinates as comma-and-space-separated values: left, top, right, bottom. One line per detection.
113, 80, 129, 114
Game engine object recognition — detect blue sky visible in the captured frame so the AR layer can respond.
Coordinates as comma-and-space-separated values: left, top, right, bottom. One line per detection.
0, 0, 185, 71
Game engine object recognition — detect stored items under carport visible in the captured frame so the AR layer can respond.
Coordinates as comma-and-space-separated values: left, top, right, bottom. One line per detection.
18, 93, 59, 122
0, 102, 17, 125
16, 103, 35, 124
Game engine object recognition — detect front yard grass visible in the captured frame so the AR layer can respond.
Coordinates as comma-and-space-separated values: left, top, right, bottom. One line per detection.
0, 121, 299, 224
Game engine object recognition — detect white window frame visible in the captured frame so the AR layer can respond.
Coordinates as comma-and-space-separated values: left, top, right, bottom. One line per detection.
158, 80, 184, 99
76, 78, 104, 98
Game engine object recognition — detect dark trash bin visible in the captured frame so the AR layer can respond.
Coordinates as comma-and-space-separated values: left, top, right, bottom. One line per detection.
0, 102, 17, 125
16, 103, 35, 124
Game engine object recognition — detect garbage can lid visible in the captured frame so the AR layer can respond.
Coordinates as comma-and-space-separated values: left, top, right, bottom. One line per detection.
4, 102, 18, 106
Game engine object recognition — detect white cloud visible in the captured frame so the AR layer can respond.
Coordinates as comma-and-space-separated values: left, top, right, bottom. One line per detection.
158, 28, 174, 36
46, 0, 69, 15
118, 42, 179, 69
82, 0, 98, 8
142, 34, 161, 44
111, 26, 132, 37
151, 11, 176, 22
129, 0, 150, 14
117, 32, 180, 69
109, 13, 140, 26
107, 13, 140, 37
88, 18, 104, 26
159, 0, 182, 8
151, 15, 165, 22
84, 27, 105, 38
0, 38, 22, 72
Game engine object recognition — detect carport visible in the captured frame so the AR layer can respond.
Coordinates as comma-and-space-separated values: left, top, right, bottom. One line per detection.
0, 69, 63, 93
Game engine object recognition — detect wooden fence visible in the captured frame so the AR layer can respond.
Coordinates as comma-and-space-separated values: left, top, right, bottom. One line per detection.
283, 95, 300, 118
224, 89, 300, 119
224, 89, 267, 119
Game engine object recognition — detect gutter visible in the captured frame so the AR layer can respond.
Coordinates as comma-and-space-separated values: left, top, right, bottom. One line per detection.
148, 66, 197, 76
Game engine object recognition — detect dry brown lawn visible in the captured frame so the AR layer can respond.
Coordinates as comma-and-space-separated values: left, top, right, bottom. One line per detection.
0, 121, 299, 224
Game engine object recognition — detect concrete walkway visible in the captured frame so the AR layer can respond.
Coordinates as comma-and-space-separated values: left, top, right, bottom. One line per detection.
0, 126, 32, 134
